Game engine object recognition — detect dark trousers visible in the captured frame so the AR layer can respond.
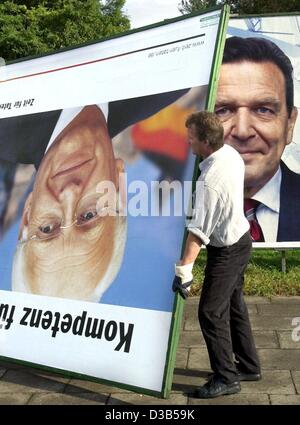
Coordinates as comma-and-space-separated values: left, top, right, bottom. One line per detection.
198, 231, 260, 384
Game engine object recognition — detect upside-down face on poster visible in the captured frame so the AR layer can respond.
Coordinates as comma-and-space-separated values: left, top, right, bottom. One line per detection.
0, 8, 226, 396
221, 15, 300, 246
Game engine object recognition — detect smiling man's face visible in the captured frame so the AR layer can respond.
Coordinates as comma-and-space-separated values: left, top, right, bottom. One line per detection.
215, 60, 297, 197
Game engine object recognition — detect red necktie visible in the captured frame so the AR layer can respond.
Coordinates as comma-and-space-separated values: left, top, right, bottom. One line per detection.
244, 199, 264, 242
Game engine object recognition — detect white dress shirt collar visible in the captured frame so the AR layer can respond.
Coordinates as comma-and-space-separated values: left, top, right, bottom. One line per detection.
252, 167, 281, 214
46, 103, 108, 153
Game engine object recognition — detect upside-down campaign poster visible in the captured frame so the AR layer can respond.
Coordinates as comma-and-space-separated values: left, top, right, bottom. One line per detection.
0, 7, 228, 396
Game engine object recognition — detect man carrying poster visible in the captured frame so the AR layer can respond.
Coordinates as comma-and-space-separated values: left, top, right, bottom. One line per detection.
173, 111, 261, 399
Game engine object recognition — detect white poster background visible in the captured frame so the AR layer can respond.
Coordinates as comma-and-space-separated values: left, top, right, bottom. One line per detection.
0, 10, 221, 118
0, 10, 222, 393
0, 291, 171, 391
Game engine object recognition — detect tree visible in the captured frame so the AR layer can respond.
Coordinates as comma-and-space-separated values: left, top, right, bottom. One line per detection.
178, 1, 240, 14
0, 0, 130, 62
237, 0, 299, 14
178, 0, 299, 15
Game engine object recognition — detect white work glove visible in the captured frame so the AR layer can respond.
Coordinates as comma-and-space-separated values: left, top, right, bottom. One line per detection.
172, 262, 194, 299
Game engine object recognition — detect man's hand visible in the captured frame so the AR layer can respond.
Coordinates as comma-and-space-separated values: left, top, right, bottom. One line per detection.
172, 262, 194, 300
172, 276, 193, 299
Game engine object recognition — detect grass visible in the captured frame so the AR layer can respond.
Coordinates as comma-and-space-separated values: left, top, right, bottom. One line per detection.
191, 249, 300, 297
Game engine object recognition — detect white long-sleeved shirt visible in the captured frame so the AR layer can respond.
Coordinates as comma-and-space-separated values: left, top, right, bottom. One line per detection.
187, 144, 249, 247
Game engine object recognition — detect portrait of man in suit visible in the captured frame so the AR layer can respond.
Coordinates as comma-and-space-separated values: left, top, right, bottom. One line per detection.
0, 90, 188, 302
215, 36, 299, 242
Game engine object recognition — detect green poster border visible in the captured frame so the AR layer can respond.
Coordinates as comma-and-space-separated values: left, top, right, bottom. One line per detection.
0, 6, 229, 400
161, 4, 230, 399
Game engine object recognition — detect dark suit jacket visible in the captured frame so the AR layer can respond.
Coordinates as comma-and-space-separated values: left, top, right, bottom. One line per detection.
0, 89, 188, 168
277, 161, 300, 242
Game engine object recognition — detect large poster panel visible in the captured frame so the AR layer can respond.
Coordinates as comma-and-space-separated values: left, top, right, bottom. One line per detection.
223, 14, 300, 247
0, 8, 226, 396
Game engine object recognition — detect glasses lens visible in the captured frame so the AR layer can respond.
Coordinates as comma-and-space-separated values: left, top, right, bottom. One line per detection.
31, 218, 61, 241
76, 192, 117, 227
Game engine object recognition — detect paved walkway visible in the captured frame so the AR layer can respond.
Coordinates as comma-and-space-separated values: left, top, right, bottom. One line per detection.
0, 296, 300, 405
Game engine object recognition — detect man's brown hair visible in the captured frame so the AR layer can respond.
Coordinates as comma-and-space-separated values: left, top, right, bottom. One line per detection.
185, 111, 224, 151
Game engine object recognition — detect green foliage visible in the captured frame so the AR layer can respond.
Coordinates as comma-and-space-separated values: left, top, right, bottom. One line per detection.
178, 0, 299, 14
191, 249, 300, 297
0, 0, 130, 62
237, 0, 299, 14
179, 0, 220, 14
